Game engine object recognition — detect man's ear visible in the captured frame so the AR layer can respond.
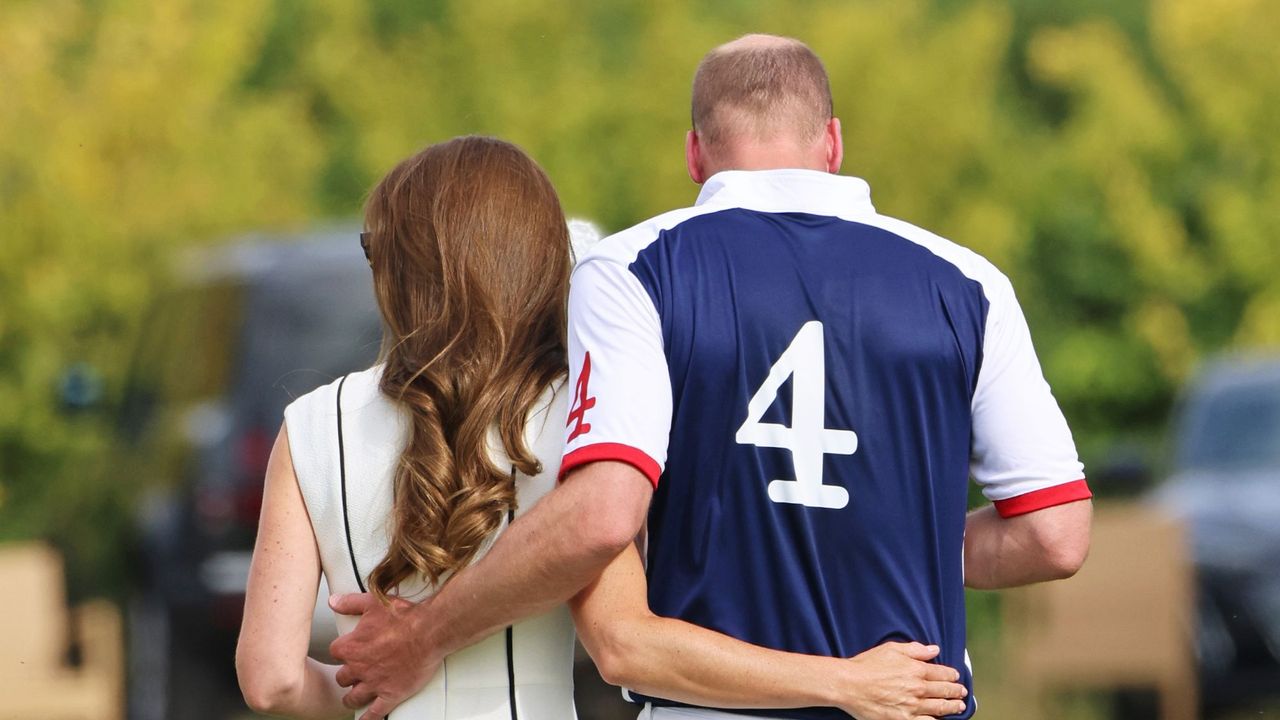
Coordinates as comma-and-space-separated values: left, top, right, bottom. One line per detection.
825, 117, 843, 174
686, 130, 708, 185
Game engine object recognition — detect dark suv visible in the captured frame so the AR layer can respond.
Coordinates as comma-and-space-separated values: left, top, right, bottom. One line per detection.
1148, 355, 1280, 709
121, 226, 382, 719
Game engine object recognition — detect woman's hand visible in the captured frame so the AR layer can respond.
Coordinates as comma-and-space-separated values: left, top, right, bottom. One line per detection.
837, 642, 968, 720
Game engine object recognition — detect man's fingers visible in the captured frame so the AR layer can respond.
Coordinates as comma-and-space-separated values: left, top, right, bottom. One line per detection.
358, 697, 396, 720
343, 683, 377, 710
899, 642, 941, 661
329, 633, 353, 663
330, 592, 377, 616
922, 663, 961, 682
334, 664, 356, 688
923, 681, 968, 700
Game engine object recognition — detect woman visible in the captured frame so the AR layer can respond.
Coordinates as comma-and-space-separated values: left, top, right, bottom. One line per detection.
235, 136, 966, 720
236, 136, 576, 719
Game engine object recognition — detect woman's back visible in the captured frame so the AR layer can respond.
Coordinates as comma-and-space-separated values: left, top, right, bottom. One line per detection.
284, 366, 576, 719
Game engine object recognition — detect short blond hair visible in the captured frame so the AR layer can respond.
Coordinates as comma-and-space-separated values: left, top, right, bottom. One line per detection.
691, 34, 833, 147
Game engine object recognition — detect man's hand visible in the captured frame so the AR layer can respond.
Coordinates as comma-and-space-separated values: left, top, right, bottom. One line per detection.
329, 593, 440, 720
837, 642, 967, 720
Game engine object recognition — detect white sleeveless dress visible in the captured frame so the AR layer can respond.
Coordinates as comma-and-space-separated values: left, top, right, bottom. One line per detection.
284, 366, 577, 719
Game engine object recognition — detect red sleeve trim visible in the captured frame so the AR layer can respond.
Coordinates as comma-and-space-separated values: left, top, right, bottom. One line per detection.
993, 479, 1092, 518
559, 443, 662, 488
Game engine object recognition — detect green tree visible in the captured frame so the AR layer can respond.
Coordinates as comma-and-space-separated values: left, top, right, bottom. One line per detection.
2, 0, 1278, 596
0, 0, 324, 591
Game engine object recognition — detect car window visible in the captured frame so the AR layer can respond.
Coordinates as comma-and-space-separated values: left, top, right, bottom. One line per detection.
232, 263, 383, 431
1178, 380, 1280, 472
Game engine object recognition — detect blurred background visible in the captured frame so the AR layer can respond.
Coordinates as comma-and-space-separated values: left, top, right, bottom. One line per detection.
1, 0, 1278, 718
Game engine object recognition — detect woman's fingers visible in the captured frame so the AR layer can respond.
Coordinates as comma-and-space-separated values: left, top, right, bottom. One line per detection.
923, 680, 968, 699
922, 662, 961, 682
898, 642, 942, 661
916, 698, 968, 717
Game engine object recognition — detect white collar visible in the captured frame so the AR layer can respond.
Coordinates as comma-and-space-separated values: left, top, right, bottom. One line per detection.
694, 169, 876, 217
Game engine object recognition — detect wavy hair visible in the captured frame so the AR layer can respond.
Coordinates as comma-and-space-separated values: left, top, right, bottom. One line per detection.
361, 136, 570, 597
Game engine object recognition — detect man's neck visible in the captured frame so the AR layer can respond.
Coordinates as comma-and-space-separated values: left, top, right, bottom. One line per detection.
706, 140, 830, 176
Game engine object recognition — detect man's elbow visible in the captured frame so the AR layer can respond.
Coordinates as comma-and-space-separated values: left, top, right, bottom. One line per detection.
565, 461, 653, 559
1042, 533, 1090, 579
1037, 500, 1092, 580
580, 508, 643, 559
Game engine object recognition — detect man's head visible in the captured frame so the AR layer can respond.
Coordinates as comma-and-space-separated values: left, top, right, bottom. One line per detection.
686, 34, 842, 183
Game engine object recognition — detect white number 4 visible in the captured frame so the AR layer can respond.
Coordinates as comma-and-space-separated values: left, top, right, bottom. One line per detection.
736, 321, 857, 510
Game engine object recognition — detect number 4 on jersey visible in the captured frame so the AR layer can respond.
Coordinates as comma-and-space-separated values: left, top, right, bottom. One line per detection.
736, 321, 857, 510
567, 352, 596, 442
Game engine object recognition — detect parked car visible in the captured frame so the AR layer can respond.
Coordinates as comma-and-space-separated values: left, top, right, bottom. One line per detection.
1148, 355, 1280, 709
120, 226, 382, 719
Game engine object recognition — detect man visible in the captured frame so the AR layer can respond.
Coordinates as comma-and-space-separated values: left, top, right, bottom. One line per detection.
331, 34, 1092, 720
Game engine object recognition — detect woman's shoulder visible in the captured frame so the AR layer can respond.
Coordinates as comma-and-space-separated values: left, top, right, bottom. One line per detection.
282, 365, 393, 466
281, 365, 400, 543
283, 365, 384, 423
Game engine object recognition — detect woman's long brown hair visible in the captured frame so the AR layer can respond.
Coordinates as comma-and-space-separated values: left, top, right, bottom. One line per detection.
362, 136, 570, 597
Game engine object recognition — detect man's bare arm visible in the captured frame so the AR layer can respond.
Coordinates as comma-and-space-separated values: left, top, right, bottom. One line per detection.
329, 461, 652, 719
963, 498, 1092, 590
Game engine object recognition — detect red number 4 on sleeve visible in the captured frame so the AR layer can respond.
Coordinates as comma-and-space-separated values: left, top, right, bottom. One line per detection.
566, 352, 596, 442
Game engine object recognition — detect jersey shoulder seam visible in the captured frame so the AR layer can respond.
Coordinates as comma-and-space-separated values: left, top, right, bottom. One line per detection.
852, 212, 1012, 301
577, 203, 730, 267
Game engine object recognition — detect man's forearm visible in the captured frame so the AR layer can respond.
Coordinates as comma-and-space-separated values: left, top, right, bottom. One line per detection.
413, 461, 652, 662
963, 499, 1092, 589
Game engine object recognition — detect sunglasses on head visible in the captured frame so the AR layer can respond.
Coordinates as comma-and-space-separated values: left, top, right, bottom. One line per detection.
359, 231, 372, 266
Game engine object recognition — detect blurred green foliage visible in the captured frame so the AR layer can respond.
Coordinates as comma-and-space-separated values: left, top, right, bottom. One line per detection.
1, 0, 1278, 594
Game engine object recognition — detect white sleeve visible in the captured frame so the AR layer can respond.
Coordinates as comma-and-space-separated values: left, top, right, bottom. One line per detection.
971, 274, 1090, 517
558, 257, 672, 486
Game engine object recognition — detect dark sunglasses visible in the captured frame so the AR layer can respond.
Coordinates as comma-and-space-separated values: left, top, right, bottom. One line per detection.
359, 231, 373, 266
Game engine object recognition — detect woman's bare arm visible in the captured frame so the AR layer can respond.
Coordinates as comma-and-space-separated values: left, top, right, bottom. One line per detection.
570, 545, 968, 720
235, 425, 347, 719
